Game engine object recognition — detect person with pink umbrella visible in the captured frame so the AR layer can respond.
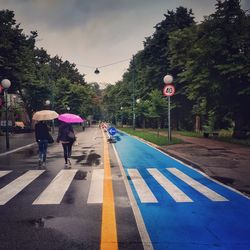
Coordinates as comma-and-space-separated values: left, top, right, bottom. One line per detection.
56, 113, 83, 167
56, 121, 76, 168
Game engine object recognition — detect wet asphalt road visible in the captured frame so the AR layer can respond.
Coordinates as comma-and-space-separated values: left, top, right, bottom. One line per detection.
0, 126, 143, 250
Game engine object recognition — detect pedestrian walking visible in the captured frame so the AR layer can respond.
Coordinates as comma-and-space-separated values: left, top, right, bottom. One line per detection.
57, 121, 76, 168
35, 121, 52, 167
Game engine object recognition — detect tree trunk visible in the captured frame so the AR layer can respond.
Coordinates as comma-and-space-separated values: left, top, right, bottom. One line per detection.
233, 115, 248, 139
157, 118, 160, 137
195, 115, 201, 132
142, 117, 146, 128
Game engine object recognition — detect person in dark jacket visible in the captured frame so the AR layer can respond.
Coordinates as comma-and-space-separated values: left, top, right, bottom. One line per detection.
57, 121, 75, 167
35, 121, 50, 167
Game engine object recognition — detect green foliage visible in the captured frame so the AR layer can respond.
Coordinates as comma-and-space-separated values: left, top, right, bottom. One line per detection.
175, 130, 203, 137
119, 128, 182, 146
102, 1, 250, 139
1, 2, 250, 139
168, 0, 250, 137
0, 10, 100, 123
103, 7, 195, 128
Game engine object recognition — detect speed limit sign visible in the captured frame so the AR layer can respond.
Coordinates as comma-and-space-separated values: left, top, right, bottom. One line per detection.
163, 84, 175, 97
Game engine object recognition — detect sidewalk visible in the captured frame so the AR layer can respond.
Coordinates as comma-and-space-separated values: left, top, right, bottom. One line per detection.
159, 133, 250, 197
0, 132, 36, 155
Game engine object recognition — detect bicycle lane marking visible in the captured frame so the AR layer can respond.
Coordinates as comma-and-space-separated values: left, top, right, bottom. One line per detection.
100, 129, 118, 250
114, 131, 250, 249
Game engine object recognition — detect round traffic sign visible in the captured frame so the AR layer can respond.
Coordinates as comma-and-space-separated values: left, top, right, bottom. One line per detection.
108, 127, 117, 136
163, 84, 175, 97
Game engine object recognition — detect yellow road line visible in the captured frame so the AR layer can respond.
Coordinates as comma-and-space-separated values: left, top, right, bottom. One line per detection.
100, 129, 118, 250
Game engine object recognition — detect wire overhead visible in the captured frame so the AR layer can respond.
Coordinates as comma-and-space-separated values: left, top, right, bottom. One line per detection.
76, 58, 130, 74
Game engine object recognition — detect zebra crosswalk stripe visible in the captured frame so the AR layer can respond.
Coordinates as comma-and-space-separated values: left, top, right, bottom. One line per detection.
167, 168, 228, 201
87, 169, 104, 204
0, 171, 12, 178
33, 169, 78, 205
0, 167, 229, 206
127, 169, 158, 203
0, 170, 45, 205
147, 168, 193, 202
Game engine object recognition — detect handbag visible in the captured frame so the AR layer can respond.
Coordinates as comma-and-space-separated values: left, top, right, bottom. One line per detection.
48, 134, 54, 144
67, 131, 76, 142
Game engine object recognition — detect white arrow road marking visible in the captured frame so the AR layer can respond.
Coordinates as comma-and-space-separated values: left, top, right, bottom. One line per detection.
127, 169, 158, 203
33, 169, 77, 205
167, 168, 228, 201
87, 169, 104, 204
147, 168, 193, 202
0, 170, 44, 205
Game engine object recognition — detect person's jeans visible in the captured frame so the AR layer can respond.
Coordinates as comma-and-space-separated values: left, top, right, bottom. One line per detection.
38, 140, 48, 162
62, 142, 73, 164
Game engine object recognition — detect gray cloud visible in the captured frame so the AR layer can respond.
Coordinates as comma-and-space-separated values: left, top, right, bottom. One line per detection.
2, 0, 243, 83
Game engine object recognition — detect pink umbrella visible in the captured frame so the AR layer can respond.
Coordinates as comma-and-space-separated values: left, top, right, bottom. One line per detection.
58, 113, 84, 123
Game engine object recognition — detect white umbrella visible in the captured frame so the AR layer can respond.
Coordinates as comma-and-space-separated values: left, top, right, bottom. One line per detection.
32, 110, 59, 121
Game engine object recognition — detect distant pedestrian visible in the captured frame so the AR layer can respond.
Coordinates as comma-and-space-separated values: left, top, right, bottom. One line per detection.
57, 121, 76, 168
35, 121, 51, 167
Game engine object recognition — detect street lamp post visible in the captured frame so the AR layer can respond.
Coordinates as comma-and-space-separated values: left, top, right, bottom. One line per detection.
1, 79, 11, 150
132, 56, 136, 130
163, 75, 174, 143
120, 107, 123, 127
45, 99, 55, 133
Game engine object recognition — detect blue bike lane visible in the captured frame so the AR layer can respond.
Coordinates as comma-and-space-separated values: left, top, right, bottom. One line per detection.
114, 131, 250, 250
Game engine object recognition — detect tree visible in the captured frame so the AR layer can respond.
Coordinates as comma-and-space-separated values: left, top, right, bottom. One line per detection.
145, 90, 168, 129
169, 0, 250, 138
0, 9, 99, 125
111, 7, 195, 128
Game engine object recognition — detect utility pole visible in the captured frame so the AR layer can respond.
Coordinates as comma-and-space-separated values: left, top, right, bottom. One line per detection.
132, 56, 135, 130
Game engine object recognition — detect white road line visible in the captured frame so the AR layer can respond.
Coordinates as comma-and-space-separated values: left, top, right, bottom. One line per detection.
0, 171, 11, 178
127, 169, 158, 203
167, 168, 228, 201
112, 145, 154, 250
87, 169, 104, 204
33, 169, 77, 205
147, 168, 193, 202
130, 133, 249, 200
0, 143, 36, 156
0, 170, 44, 205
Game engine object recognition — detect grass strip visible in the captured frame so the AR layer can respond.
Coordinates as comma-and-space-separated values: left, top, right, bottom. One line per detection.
118, 127, 182, 146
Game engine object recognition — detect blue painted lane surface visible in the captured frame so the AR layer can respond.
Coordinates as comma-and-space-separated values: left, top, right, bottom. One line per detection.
114, 131, 250, 250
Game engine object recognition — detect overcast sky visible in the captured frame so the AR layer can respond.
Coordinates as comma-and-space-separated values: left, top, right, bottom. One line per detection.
1, 0, 249, 85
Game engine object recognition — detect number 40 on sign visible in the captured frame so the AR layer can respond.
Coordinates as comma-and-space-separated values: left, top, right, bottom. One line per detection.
163, 84, 175, 97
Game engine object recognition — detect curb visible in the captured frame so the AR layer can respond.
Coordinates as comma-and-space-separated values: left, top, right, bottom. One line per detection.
120, 130, 205, 173
156, 147, 205, 173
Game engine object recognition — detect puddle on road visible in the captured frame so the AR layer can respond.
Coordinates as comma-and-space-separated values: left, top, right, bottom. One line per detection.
74, 170, 87, 180
72, 150, 100, 167
26, 216, 86, 240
